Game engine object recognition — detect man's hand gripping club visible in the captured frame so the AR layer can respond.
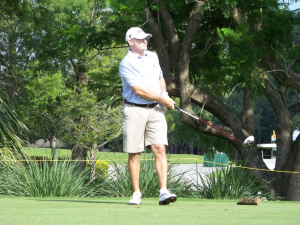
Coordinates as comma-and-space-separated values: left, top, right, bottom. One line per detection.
131, 86, 175, 109
160, 92, 175, 109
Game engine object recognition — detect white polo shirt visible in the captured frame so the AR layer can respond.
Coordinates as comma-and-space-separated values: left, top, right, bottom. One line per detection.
119, 50, 163, 104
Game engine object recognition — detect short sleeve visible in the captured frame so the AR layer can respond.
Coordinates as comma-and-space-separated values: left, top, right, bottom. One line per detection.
119, 60, 141, 87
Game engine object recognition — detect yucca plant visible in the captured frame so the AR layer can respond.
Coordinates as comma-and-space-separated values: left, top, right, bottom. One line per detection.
196, 161, 270, 199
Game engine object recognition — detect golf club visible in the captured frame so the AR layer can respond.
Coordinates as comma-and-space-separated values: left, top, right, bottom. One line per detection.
174, 106, 254, 146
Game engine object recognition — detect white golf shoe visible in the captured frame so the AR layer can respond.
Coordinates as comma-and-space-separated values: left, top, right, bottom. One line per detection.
128, 192, 142, 205
159, 190, 177, 205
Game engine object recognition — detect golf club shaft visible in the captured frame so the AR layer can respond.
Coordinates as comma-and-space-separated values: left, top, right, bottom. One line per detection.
174, 106, 243, 143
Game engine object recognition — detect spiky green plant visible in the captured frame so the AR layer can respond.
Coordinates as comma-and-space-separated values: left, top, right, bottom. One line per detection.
0, 95, 27, 158
196, 161, 270, 199
0, 156, 100, 197
102, 153, 196, 197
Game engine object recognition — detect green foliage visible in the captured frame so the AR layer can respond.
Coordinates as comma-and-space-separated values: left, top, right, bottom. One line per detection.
203, 0, 238, 18
91, 0, 146, 46
217, 27, 265, 95
0, 94, 26, 156
215, 2, 298, 96
0, 155, 99, 197
197, 161, 271, 199
88, 47, 126, 106
58, 85, 122, 149
23, 72, 66, 141
86, 160, 109, 177
0, 148, 274, 200
100, 153, 195, 197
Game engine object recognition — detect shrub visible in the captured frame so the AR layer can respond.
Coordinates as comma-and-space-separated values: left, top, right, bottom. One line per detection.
86, 160, 109, 177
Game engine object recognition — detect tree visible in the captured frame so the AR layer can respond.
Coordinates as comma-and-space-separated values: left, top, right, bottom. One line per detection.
101, 0, 300, 200
0, 0, 41, 156
24, 72, 68, 158
1, 0, 123, 170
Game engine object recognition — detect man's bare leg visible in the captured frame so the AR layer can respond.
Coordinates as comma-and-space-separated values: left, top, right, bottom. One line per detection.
128, 152, 141, 192
128, 152, 142, 205
151, 144, 168, 189
151, 144, 177, 205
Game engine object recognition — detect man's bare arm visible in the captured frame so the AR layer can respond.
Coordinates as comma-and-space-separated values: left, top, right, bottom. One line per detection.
159, 77, 167, 93
131, 83, 175, 109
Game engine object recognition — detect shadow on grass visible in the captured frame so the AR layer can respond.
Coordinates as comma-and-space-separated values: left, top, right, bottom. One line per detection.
30, 199, 129, 205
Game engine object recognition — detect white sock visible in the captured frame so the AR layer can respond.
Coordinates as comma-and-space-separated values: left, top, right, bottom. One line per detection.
133, 191, 141, 196
160, 188, 168, 195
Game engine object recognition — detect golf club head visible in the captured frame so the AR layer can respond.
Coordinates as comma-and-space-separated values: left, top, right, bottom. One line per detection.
243, 136, 254, 146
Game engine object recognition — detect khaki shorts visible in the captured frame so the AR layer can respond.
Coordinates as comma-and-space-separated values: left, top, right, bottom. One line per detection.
122, 104, 168, 153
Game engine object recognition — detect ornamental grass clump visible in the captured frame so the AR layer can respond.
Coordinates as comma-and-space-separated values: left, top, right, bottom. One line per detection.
196, 161, 270, 200
0, 155, 99, 197
103, 153, 196, 198
0, 152, 196, 198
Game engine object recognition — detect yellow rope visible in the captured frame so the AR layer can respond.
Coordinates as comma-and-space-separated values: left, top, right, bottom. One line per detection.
1, 158, 299, 174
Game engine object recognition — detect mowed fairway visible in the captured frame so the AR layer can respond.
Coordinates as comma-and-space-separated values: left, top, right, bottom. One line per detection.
23, 147, 204, 164
1, 196, 299, 225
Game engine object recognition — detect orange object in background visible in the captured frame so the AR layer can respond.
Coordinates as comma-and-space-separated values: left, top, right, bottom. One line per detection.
272, 130, 276, 143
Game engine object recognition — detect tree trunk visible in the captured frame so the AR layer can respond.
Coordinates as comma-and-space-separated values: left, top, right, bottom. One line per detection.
286, 137, 300, 200
71, 144, 87, 170
71, 115, 87, 170
89, 136, 98, 181
242, 88, 254, 135
50, 134, 57, 160
70, 61, 89, 170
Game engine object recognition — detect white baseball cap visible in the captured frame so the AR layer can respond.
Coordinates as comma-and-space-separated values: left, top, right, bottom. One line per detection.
125, 27, 152, 42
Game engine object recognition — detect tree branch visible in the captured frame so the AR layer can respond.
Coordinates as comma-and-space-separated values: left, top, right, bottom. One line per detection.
157, 0, 180, 75
182, 1, 205, 53
190, 37, 220, 58
289, 102, 300, 119
189, 84, 247, 142
262, 56, 300, 93
145, 7, 175, 90
263, 75, 293, 170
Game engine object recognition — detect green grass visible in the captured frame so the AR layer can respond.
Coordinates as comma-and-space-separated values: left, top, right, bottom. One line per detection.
0, 196, 299, 225
24, 148, 71, 158
23, 147, 204, 164
166, 153, 204, 164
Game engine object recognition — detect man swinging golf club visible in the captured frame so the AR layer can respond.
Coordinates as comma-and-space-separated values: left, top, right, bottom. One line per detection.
119, 27, 177, 205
